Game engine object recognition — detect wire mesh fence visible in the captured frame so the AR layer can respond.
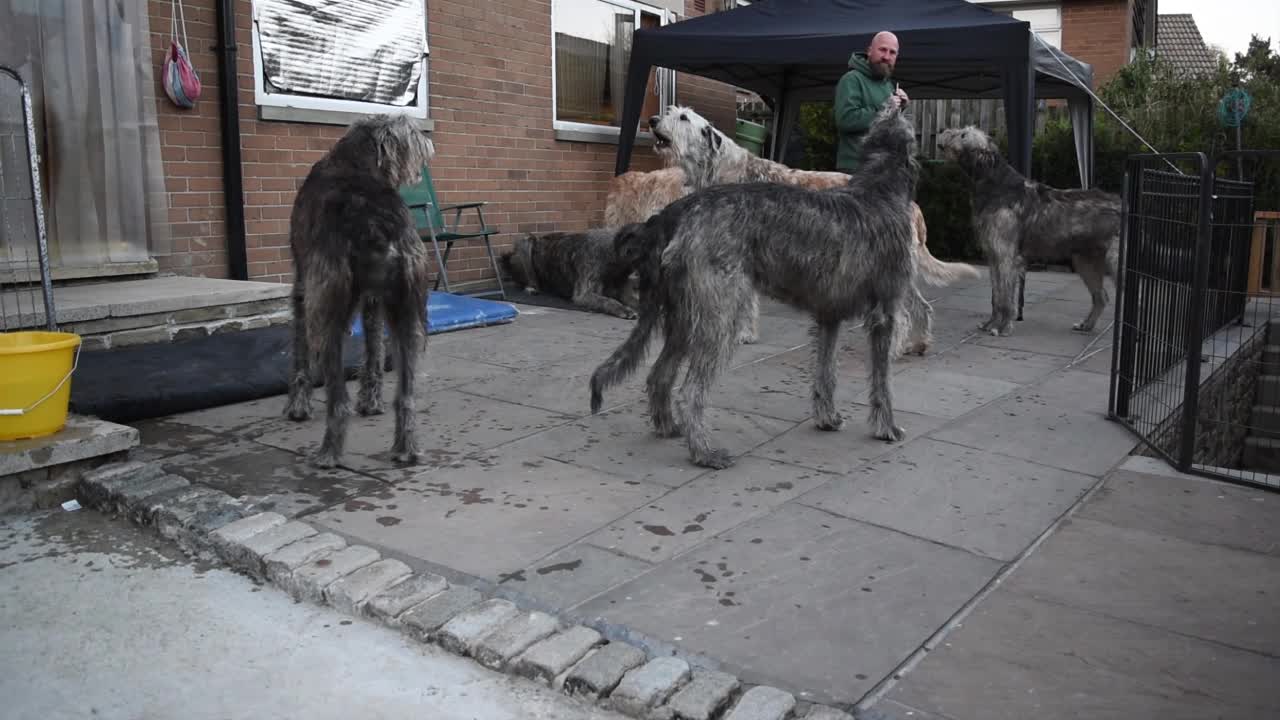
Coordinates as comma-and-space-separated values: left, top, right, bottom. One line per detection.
1109, 149, 1280, 491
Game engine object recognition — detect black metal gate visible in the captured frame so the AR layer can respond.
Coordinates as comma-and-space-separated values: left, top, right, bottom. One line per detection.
1108, 150, 1280, 491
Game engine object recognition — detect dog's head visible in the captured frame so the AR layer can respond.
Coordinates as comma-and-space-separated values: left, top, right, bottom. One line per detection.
648, 105, 727, 173
346, 113, 436, 187
856, 98, 917, 170
501, 234, 537, 289
612, 221, 651, 267
935, 126, 1001, 173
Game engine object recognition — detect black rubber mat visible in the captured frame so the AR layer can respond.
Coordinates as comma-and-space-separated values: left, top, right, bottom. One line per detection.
68, 325, 366, 424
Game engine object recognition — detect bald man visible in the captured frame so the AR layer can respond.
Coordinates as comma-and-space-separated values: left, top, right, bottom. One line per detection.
834, 31, 909, 172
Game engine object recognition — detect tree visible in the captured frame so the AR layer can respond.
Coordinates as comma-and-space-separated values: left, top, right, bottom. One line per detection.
1232, 35, 1280, 84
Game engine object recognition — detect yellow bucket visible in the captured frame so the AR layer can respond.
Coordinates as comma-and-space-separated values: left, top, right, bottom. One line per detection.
0, 331, 82, 441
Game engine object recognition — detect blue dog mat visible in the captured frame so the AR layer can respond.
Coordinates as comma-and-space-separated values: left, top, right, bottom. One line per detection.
351, 291, 519, 336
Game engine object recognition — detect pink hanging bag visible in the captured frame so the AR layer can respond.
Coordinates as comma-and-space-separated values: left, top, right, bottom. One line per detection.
162, 0, 202, 109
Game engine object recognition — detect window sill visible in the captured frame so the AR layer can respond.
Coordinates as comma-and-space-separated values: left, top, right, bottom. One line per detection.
554, 126, 655, 146
258, 105, 434, 131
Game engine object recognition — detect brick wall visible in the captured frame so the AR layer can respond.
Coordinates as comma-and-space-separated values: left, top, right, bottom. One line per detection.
147, 0, 738, 286
1061, 0, 1134, 86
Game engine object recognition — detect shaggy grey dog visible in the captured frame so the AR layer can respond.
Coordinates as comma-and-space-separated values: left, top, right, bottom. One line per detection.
590, 100, 919, 470
501, 226, 642, 319
937, 125, 1121, 336
283, 114, 435, 468
649, 104, 979, 352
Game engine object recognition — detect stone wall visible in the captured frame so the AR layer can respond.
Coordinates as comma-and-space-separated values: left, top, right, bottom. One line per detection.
1139, 327, 1265, 468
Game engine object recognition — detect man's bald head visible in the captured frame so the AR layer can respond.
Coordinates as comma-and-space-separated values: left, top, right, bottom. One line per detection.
866, 31, 900, 79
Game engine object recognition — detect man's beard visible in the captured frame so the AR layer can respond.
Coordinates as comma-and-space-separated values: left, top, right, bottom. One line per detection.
869, 61, 893, 79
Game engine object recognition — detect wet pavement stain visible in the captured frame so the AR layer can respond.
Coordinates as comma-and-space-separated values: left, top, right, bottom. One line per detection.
644, 525, 674, 536
536, 559, 583, 575
375, 516, 402, 527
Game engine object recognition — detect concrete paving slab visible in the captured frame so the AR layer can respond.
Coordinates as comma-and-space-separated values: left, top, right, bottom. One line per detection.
796, 437, 1097, 561
710, 360, 846, 423
454, 354, 649, 417
1002, 515, 1280, 656
249, 389, 575, 479
892, 342, 1067, 385
886, 367, 1021, 420
163, 394, 294, 434
1077, 468, 1280, 556
585, 457, 834, 564
496, 542, 655, 611
577, 504, 1002, 707
128, 418, 227, 462
435, 325, 611, 370
158, 437, 390, 519
527, 402, 796, 489
971, 310, 1111, 358
885, 589, 1280, 720
309, 455, 666, 580
929, 370, 1137, 476
750, 410, 948, 477
503, 306, 636, 340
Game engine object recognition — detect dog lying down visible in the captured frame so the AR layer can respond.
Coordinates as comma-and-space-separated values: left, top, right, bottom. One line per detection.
501, 226, 643, 319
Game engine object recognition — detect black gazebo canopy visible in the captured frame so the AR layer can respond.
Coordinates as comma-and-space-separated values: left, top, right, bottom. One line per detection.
614, 0, 1097, 186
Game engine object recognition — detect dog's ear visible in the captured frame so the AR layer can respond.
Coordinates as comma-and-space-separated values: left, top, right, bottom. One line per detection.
702, 125, 723, 154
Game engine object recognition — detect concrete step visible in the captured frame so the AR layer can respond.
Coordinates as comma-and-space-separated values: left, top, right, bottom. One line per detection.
1242, 436, 1280, 473
1261, 345, 1280, 375
1255, 375, 1280, 406
1249, 405, 1280, 439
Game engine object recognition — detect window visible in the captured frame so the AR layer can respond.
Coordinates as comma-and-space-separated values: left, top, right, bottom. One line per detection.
552, 0, 676, 139
250, 0, 430, 120
981, 1, 1062, 48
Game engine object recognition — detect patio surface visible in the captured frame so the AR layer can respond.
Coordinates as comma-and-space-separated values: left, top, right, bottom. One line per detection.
127, 268, 1280, 716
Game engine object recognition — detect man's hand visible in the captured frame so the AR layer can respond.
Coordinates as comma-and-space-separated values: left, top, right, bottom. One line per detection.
893, 87, 909, 108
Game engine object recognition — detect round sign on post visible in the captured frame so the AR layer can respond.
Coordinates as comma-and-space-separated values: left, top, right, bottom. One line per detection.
1218, 87, 1252, 180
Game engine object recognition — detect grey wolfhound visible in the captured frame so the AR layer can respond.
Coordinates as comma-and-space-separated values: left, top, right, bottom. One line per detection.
937, 125, 1120, 336
647, 104, 979, 352
590, 100, 920, 470
283, 114, 436, 468
500, 226, 642, 319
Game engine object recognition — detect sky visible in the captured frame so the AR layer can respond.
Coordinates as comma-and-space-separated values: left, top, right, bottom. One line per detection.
1158, 0, 1280, 59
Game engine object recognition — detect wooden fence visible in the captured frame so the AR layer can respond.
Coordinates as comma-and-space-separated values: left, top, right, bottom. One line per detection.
911, 98, 1070, 159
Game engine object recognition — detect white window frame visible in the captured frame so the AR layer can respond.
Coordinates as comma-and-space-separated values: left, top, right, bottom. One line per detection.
249, 0, 430, 121
551, 0, 677, 142
974, 1, 1062, 48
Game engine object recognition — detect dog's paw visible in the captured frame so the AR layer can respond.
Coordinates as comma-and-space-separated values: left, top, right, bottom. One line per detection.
654, 422, 684, 439
874, 425, 906, 442
356, 396, 385, 417
1071, 322, 1094, 333
617, 308, 638, 320
390, 435, 421, 464
309, 448, 342, 469
692, 448, 734, 470
815, 413, 845, 432
284, 398, 312, 422
737, 331, 759, 345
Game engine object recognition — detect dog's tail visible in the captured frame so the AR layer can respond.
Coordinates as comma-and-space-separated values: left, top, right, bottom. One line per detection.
910, 202, 981, 287
589, 219, 669, 413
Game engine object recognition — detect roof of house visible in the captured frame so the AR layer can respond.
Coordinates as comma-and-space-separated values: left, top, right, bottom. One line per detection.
1156, 13, 1219, 77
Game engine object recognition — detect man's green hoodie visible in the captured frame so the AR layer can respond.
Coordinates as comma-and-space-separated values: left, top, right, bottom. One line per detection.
834, 52, 895, 171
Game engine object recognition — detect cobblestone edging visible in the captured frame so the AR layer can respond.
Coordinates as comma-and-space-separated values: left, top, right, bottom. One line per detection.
76, 460, 855, 720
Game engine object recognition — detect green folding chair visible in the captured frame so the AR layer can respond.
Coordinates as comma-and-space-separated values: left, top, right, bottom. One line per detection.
399, 163, 506, 299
